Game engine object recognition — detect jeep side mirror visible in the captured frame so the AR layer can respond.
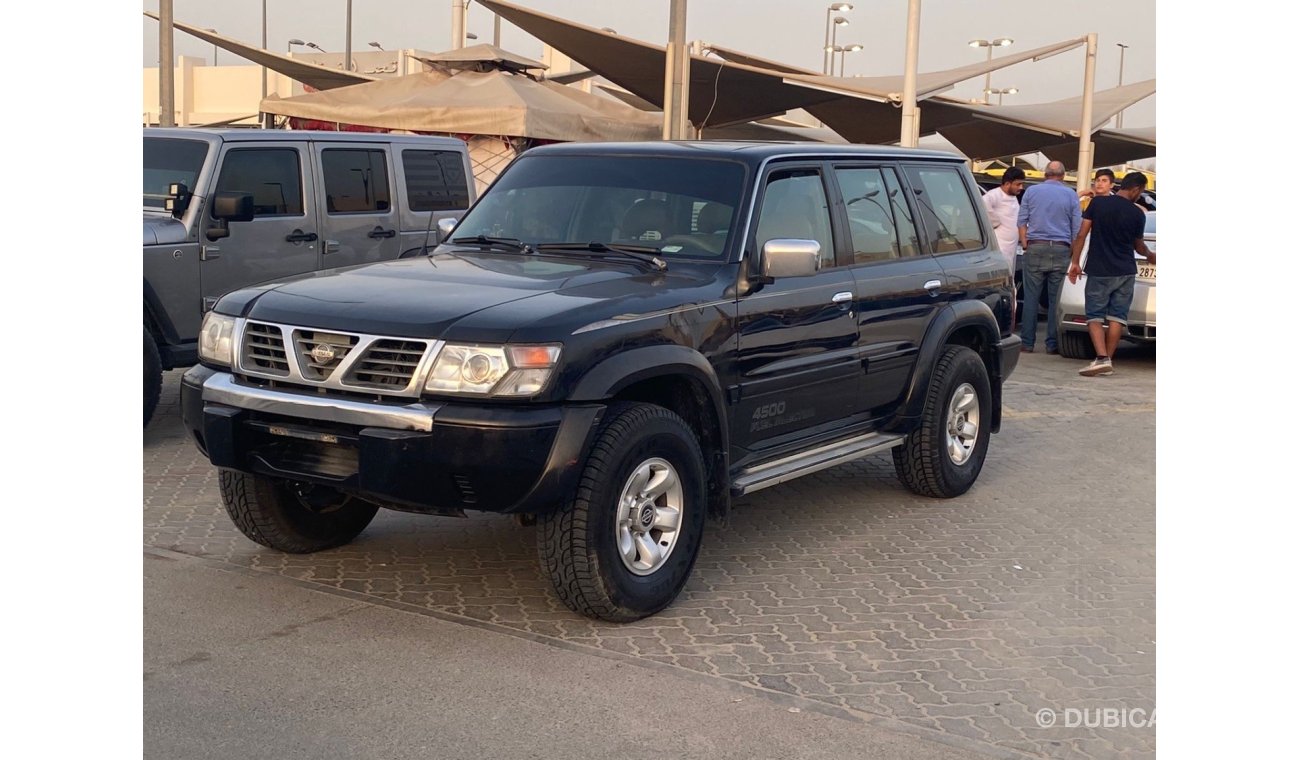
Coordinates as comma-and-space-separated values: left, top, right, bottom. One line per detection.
165, 182, 192, 218
436, 217, 458, 244
212, 192, 255, 222
760, 239, 821, 279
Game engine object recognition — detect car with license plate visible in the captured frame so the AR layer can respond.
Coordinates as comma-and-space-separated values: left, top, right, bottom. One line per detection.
1056, 211, 1156, 358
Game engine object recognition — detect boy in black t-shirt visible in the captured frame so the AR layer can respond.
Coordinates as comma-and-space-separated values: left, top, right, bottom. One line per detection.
1066, 172, 1156, 376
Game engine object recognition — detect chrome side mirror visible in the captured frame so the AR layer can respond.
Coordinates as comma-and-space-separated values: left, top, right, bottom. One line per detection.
436, 217, 458, 243
761, 239, 821, 279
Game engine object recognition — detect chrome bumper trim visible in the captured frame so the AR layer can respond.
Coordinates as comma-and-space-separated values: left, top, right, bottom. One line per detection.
202, 373, 441, 432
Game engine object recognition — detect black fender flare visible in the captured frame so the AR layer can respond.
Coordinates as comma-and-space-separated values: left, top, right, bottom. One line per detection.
571, 344, 731, 517
890, 300, 1005, 433
143, 278, 177, 346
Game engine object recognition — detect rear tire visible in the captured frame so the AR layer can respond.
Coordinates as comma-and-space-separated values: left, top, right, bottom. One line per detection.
219, 470, 378, 553
1058, 330, 1094, 360
893, 346, 992, 498
538, 402, 706, 622
144, 328, 162, 427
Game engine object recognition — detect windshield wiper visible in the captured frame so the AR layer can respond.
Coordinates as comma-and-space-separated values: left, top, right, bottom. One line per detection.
450, 235, 533, 253
535, 242, 668, 271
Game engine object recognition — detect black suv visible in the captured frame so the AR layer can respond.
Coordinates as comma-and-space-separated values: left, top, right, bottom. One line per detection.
181, 142, 1020, 622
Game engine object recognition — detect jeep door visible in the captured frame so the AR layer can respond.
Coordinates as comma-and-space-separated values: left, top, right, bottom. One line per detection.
831, 164, 949, 414
311, 143, 402, 268
199, 141, 321, 309
732, 164, 861, 461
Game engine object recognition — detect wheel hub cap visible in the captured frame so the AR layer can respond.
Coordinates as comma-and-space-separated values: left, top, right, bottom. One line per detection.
615, 457, 685, 576
945, 383, 980, 465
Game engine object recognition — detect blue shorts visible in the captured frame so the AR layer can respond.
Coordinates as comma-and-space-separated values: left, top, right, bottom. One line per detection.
1084, 274, 1135, 324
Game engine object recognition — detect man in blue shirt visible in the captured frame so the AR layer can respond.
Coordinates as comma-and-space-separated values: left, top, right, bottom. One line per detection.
1016, 161, 1082, 353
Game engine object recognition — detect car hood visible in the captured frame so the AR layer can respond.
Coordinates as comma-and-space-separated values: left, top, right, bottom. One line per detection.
144, 213, 188, 245
224, 250, 723, 341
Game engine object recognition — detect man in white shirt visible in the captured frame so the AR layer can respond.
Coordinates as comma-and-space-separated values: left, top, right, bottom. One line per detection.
982, 166, 1025, 324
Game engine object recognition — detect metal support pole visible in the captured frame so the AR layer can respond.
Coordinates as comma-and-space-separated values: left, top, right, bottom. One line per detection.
159, 0, 174, 127
1075, 32, 1098, 192
823, 9, 833, 75
662, 0, 690, 139
261, 0, 270, 128
451, 0, 465, 49
345, 0, 353, 70
983, 46, 993, 104
899, 0, 921, 147
494, 13, 502, 46
1115, 42, 1128, 128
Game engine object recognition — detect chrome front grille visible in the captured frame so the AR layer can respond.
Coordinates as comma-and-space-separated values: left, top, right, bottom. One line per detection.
294, 330, 359, 381
235, 319, 439, 398
242, 322, 290, 376
347, 339, 427, 390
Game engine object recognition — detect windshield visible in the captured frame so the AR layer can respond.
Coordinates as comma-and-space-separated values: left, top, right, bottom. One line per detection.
451, 154, 748, 259
144, 137, 210, 210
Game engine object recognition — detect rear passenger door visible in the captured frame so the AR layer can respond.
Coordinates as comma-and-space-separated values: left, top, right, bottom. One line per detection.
732, 164, 861, 459
312, 143, 401, 269
832, 164, 949, 414
902, 164, 1002, 312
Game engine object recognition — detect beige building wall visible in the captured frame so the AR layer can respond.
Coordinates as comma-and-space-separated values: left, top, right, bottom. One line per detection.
144, 50, 435, 127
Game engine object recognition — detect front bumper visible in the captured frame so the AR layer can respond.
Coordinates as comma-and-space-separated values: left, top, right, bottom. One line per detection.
181, 366, 604, 514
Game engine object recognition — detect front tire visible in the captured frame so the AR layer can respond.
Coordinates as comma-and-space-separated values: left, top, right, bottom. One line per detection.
893, 346, 993, 498
538, 402, 706, 622
219, 470, 378, 553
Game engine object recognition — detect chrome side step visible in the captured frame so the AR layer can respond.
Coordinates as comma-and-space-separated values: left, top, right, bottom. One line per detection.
732, 431, 906, 496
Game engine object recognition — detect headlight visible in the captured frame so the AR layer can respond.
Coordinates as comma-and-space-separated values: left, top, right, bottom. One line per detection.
198, 312, 237, 367
425, 343, 561, 397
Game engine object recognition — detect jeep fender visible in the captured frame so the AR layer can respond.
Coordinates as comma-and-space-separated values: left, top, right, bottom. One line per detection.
890, 301, 1005, 434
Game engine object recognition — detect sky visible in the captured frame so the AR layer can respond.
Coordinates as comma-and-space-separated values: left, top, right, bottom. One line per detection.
141, 0, 1156, 128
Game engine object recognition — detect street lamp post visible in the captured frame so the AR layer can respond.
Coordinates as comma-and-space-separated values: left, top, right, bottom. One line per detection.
368, 41, 384, 50
828, 44, 862, 76
1115, 42, 1129, 127
822, 3, 853, 75
985, 86, 1018, 106
262, 0, 270, 128
969, 37, 1013, 104
287, 38, 305, 53
828, 16, 850, 74
306, 41, 328, 52
345, 0, 353, 71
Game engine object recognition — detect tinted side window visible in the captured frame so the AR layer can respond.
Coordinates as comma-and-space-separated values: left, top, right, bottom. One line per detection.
215, 148, 303, 217
904, 166, 984, 253
754, 169, 835, 268
883, 168, 922, 258
321, 149, 392, 214
834, 167, 898, 264
402, 149, 470, 211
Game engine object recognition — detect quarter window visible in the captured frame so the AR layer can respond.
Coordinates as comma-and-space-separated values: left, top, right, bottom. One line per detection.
755, 169, 836, 267
321, 149, 392, 214
214, 148, 303, 217
903, 166, 984, 253
834, 167, 899, 264
401, 149, 470, 211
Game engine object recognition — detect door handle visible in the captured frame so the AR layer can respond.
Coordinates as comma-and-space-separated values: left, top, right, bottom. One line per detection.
831, 291, 854, 304
368, 226, 397, 239
200, 245, 220, 261
324, 239, 341, 254
285, 229, 318, 243
924, 279, 942, 296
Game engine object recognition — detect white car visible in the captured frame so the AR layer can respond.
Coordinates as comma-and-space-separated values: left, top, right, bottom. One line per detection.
1057, 211, 1156, 359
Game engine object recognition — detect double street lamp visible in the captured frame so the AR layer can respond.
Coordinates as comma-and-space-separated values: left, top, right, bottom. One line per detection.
826, 43, 863, 76
969, 37, 1013, 104
823, 4, 853, 75
984, 86, 1018, 106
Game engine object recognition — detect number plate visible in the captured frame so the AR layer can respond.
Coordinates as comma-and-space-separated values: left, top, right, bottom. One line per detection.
1137, 263, 1156, 281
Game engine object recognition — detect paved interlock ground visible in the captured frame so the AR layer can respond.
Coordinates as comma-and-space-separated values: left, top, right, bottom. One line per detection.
144, 337, 1156, 759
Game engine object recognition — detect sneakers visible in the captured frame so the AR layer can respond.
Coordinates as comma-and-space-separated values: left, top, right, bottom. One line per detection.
1079, 357, 1114, 377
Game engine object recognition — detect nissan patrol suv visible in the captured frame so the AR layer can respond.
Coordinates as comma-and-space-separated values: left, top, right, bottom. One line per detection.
181, 142, 1020, 622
